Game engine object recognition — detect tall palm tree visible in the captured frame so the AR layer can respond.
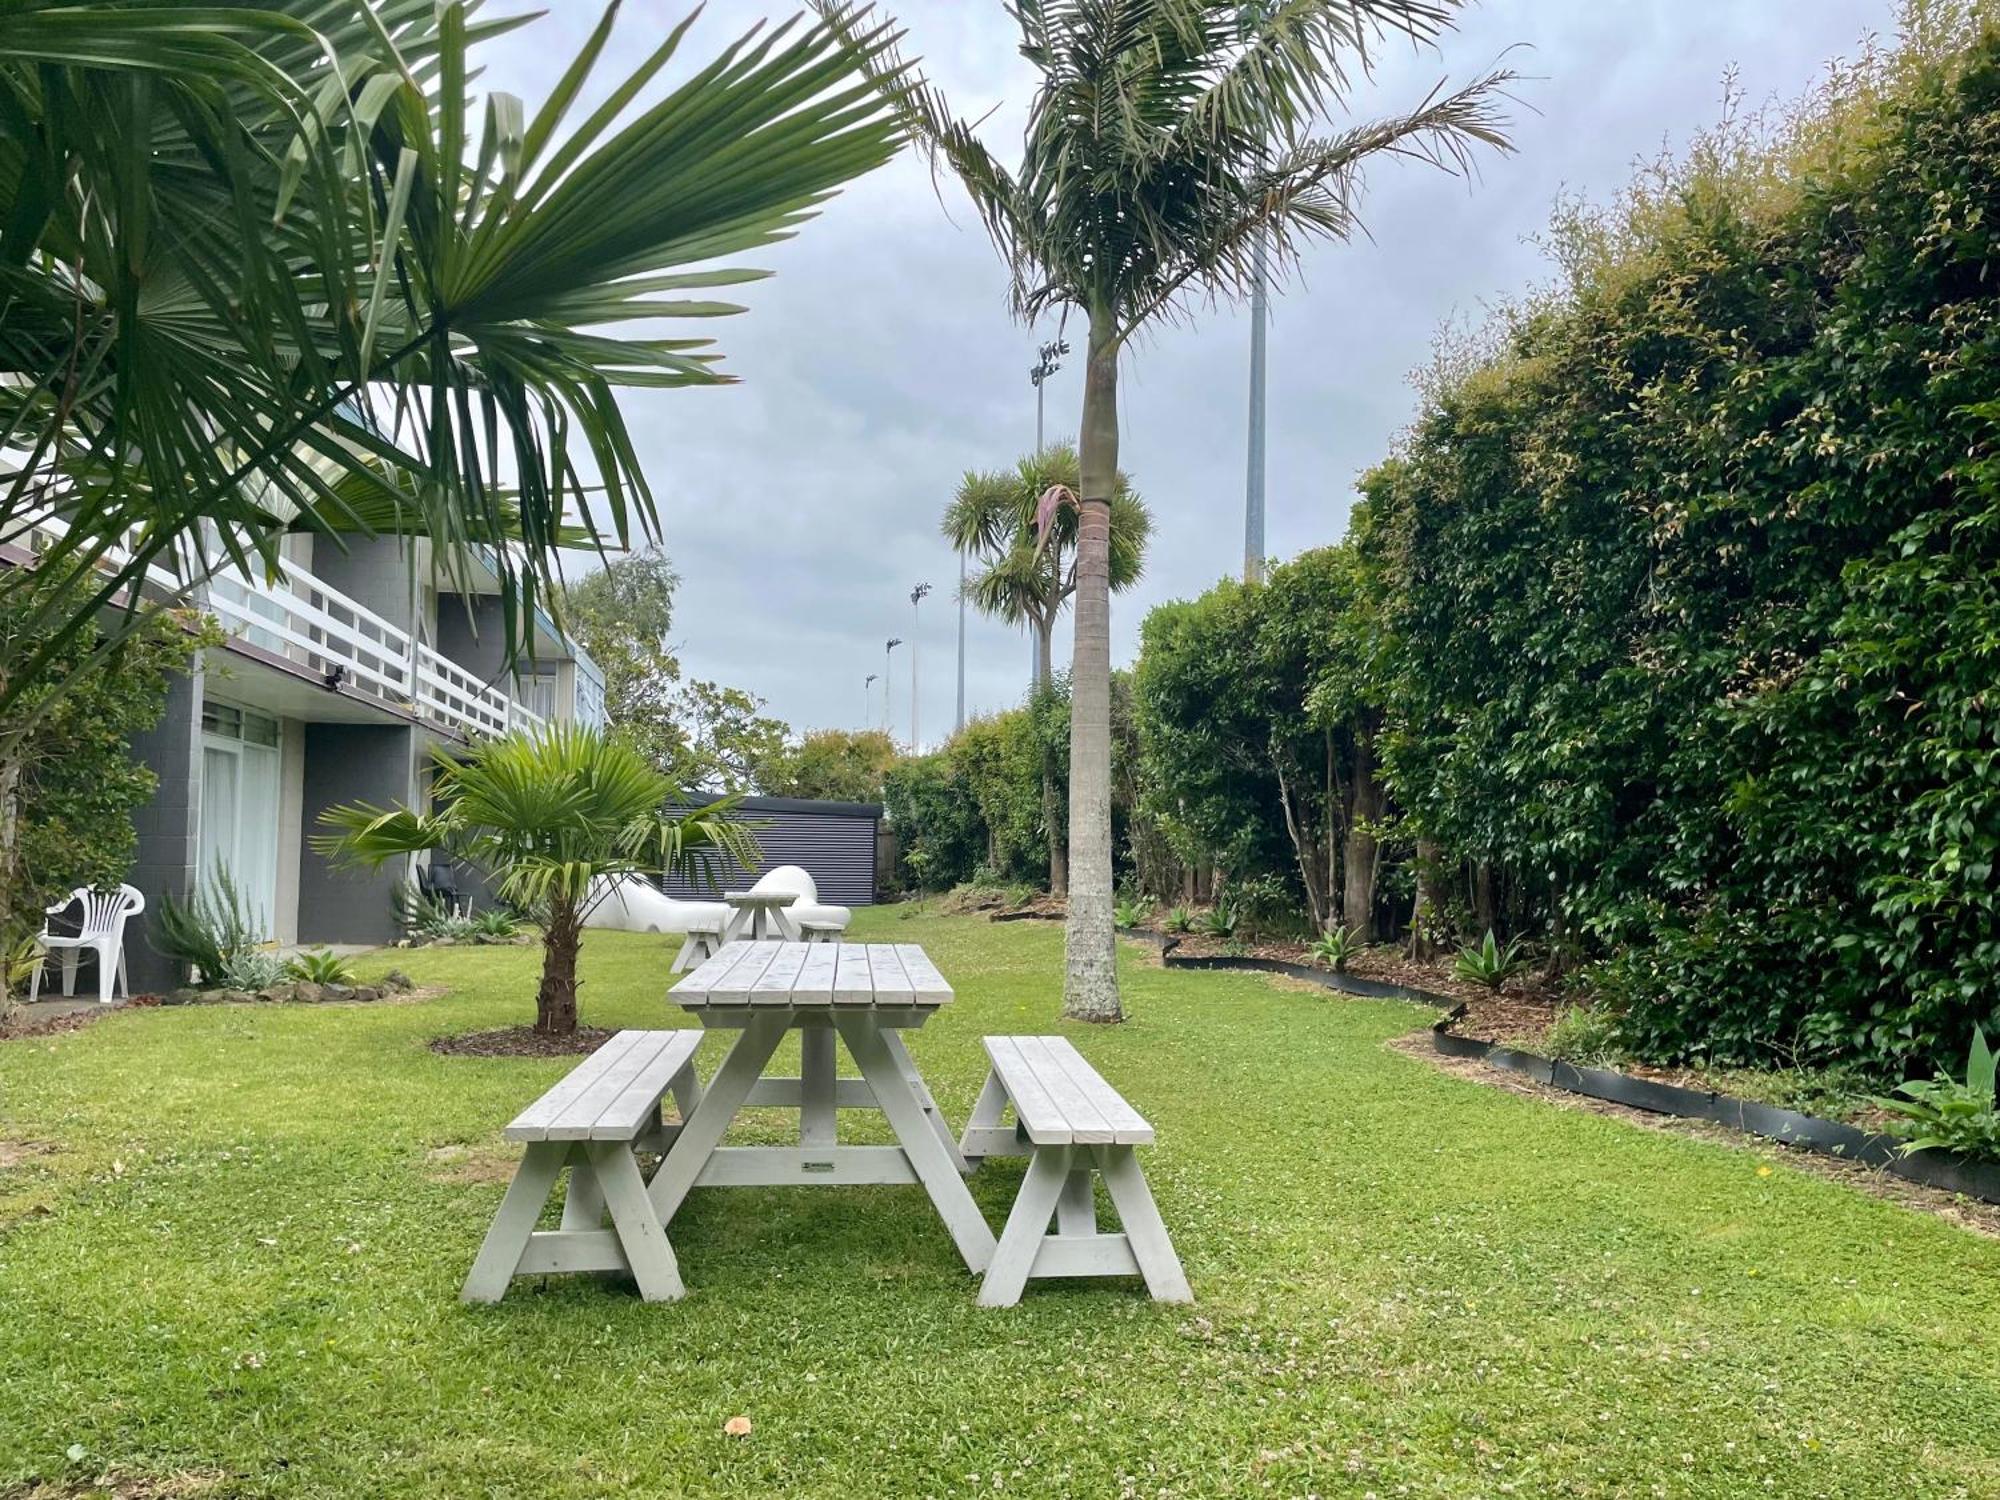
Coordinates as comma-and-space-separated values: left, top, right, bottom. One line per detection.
944, 442, 1150, 895
817, 0, 1514, 1020
0, 1, 903, 719
316, 724, 759, 1037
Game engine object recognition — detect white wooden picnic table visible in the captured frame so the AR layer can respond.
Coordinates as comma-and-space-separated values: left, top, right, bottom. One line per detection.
651, 940, 995, 1276
721, 889, 799, 943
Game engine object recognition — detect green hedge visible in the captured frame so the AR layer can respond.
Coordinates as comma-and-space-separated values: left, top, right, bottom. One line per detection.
1359, 16, 2000, 1072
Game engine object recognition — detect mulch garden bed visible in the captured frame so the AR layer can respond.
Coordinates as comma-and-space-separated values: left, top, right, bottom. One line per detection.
429, 1025, 617, 1059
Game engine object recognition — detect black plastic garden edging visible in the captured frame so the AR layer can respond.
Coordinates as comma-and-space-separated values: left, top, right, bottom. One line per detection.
1431, 1016, 2000, 1205
1114, 925, 2000, 1206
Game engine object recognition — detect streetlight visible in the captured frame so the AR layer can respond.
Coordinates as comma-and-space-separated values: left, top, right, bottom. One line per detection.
1027, 337, 1069, 688
864, 672, 878, 730
884, 639, 902, 740
909, 583, 931, 752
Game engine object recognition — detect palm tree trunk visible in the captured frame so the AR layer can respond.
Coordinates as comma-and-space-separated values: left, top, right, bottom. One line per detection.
1035, 616, 1067, 897
1063, 307, 1121, 1022
536, 898, 583, 1037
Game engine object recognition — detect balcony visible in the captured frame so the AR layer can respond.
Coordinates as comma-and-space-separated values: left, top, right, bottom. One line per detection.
19, 513, 548, 740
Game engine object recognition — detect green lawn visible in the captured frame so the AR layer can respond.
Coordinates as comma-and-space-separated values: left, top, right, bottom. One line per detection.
3, 910, 1997, 1498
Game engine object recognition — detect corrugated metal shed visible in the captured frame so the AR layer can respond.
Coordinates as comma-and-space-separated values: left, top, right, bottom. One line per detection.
662, 795, 881, 908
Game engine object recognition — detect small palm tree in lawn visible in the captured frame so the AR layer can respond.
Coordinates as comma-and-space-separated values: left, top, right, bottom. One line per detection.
315, 725, 758, 1037
944, 442, 1151, 896
817, 0, 1515, 1021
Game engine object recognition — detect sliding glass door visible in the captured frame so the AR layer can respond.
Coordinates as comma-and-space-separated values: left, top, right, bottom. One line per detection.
197, 703, 282, 941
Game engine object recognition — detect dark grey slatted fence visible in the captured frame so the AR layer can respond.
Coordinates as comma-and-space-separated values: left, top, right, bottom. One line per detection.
660, 796, 881, 908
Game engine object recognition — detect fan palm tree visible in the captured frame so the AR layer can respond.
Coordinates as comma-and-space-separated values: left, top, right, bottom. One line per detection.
315, 724, 760, 1037
816, 0, 1514, 1021
0, 0, 904, 721
944, 442, 1150, 895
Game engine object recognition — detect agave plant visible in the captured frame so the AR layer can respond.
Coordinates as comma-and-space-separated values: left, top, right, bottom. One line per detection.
1164, 906, 1196, 935
317, 724, 759, 1036
284, 949, 356, 986
1310, 925, 1359, 973
1113, 900, 1150, 930
1453, 930, 1528, 990
1198, 902, 1240, 941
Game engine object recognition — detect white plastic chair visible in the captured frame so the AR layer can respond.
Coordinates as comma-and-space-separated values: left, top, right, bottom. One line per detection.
29, 884, 146, 1004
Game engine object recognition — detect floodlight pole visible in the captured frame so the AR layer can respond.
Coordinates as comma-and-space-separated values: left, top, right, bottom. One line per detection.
909, 583, 931, 751
884, 639, 901, 740
1029, 337, 1069, 689
1245, 233, 1268, 584
864, 673, 878, 731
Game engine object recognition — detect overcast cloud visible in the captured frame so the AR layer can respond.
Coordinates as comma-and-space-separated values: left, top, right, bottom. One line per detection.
478, 0, 1895, 747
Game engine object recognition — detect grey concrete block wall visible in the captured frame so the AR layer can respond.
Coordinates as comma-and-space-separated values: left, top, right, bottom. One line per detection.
124, 663, 205, 993
309, 537, 418, 635
298, 723, 417, 947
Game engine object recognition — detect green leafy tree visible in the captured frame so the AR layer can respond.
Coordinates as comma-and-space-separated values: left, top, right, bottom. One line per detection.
559, 548, 684, 771
671, 679, 790, 794
819, 0, 1513, 1020
944, 444, 1149, 896
760, 729, 899, 804
316, 725, 757, 1037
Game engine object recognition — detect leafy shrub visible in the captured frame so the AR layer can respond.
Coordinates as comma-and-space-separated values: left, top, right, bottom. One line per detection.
1879, 1028, 2000, 1162
1198, 902, 1239, 940
221, 951, 286, 991
285, 949, 355, 985
157, 868, 258, 986
1164, 906, 1195, 934
1113, 900, 1149, 929
1309, 925, 1358, 973
1453, 930, 1527, 990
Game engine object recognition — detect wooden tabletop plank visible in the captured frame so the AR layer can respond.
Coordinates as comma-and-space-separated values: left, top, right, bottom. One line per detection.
895, 944, 954, 1005
793, 942, 840, 1004
832, 943, 875, 1004
751, 943, 808, 1004
867, 944, 915, 1002
710, 941, 782, 999
673, 941, 756, 999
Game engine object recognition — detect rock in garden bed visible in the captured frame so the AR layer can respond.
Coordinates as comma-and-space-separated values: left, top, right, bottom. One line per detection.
159, 970, 419, 1008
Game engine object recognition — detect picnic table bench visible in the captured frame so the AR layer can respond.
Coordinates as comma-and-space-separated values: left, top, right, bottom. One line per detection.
462, 1029, 704, 1304
960, 1035, 1191, 1306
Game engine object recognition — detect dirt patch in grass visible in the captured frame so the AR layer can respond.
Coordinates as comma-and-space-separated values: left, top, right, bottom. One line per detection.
4, 1468, 233, 1499
0, 998, 157, 1044
1389, 1032, 2000, 1238
0, 1138, 57, 1171
428, 1025, 616, 1059
422, 1143, 519, 1186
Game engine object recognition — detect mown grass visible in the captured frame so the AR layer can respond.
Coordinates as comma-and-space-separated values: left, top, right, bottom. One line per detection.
2, 909, 1997, 1498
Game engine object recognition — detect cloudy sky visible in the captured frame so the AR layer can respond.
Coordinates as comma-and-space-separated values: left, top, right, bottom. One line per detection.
478, 0, 1895, 748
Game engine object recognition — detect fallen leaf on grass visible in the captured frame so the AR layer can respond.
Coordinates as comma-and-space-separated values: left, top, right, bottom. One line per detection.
723, 1416, 753, 1437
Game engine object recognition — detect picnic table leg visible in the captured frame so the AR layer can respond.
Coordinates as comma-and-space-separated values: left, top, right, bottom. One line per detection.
880, 1028, 970, 1174
462, 1141, 568, 1304
646, 1012, 790, 1226
770, 906, 800, 942
1056, 1167, 1096, 1236
958, 1070, 1013, 1163
800, 1022, 837, 1149
835, 1013, 996, 1275
976, 1145, 1072, 1308
1093, 1145, 1193, 1303
561, 1151, 606, 1231
587, 1142, 685, 1302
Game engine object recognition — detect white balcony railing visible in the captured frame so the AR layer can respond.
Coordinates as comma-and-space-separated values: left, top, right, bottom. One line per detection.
19, 512, 546, 741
